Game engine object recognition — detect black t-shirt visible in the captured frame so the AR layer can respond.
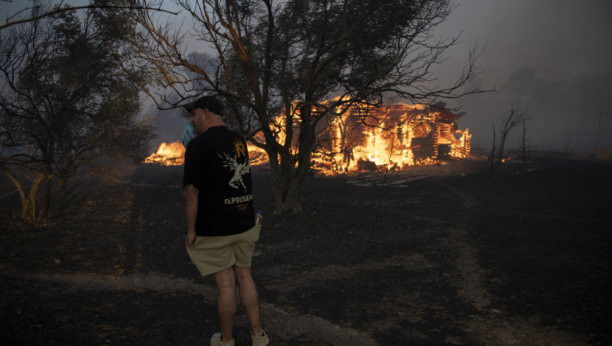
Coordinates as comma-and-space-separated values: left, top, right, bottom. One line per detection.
183, 126, 255, 237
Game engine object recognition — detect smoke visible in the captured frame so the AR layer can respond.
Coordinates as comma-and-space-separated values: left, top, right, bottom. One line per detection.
451, 68, 612, 153
428, 0, 612, 153
128, 0, 612, 154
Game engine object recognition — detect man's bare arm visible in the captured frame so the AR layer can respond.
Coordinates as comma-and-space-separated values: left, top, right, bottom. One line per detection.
184, 184, 198, 246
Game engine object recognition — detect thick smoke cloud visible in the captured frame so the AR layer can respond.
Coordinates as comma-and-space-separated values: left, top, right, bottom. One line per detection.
430, 0, 612, 153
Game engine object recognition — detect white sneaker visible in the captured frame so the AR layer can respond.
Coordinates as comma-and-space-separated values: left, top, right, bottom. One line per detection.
251, 330, 269, 346
211, 333, 235, 346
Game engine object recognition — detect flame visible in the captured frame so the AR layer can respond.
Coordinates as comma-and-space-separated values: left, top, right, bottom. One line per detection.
248, 100, 472, 175
144, 141, 186, 166
501, 155, 517, 163
146, 101, 473, 175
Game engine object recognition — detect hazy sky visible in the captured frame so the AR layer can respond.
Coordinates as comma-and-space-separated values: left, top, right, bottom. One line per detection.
3, 0, 611, 151
4, 0, 610, 83
430, 0, 612, 151
432, 0, 612, 87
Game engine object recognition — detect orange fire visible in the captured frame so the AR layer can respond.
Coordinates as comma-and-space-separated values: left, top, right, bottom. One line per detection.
144, 141, 185, 166
146, 100, 472, 174
247, 99, 472, 175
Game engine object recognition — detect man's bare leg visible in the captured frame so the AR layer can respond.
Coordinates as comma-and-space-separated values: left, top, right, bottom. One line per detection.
233, 265, 263, 336
213, 267, 236, 342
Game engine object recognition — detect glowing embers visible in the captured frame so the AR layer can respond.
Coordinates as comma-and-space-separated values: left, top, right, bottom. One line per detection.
144, 141, 186, 166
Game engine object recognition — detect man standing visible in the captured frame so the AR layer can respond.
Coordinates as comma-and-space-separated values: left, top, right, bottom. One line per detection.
182, 95, 269, 346
343, 144, 354, 172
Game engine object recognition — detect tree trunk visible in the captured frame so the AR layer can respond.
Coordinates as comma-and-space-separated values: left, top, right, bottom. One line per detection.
39, 174, 53, 221
490, 124, 496, 175
1, 166, 28, 216
265, 114, 317, 214
24, 172, 44, 221
44, 176, 68, 221
521, 121, 527, 172
0, 166, 45, 222
496, 129, 508, 175
269, 151, 306, 213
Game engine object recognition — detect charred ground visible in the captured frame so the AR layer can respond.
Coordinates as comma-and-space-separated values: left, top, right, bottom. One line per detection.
0, 158, 611, 345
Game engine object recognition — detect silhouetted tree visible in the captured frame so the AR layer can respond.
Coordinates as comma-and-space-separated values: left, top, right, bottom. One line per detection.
517, 120, 537, 171
0, 0, 176, 31
490, 103, 530, 175
0, 5, 155, 222
124, 0, 486, 213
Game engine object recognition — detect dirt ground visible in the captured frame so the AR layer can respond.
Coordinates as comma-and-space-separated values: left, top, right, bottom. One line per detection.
1, 157, 611, 346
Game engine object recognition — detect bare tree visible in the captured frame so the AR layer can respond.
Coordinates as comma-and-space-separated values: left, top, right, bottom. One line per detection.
489, 123, 497, 174
490, 103, 530, 175
122, 0, 487, 213
517, 120, 537, 171
0, 5, 155, 222
0, 0, 177, 31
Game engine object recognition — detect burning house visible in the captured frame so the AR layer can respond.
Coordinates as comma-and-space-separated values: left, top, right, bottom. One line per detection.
145, 100, 472, 173
248, 100, 472, 174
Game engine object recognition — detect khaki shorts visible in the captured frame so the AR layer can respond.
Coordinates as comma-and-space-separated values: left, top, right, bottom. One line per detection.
186, 225, 261, 277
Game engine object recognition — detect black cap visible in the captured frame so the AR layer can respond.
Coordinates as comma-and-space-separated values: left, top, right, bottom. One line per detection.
182, 95, 224, 117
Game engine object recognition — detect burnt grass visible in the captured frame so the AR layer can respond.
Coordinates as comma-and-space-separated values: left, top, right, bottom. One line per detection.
0, 157, 611, 345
